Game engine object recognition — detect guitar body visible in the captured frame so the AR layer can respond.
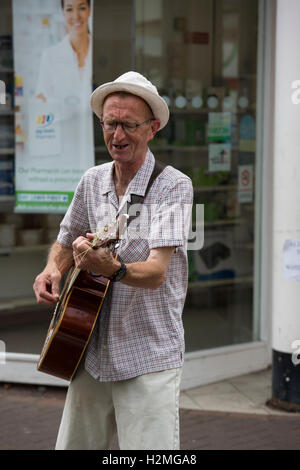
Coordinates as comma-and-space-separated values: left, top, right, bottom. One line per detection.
37, 268, 111, 381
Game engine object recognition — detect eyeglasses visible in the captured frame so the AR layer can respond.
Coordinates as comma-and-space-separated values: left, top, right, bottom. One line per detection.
100, 118, 154, 134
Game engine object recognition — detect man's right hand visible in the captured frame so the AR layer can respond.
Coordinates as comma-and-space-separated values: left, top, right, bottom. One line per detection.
33, 268, 61, 305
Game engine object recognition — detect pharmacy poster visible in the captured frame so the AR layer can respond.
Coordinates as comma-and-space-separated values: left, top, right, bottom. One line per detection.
13, 0, 94, 212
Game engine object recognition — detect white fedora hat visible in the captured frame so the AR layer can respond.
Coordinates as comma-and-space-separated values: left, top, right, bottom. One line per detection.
90, 71, 170, 131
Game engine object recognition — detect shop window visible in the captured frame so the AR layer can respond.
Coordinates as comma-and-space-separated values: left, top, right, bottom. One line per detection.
135, 0, 259, 351
0, 0, 134, 355
0, 0, 260, 359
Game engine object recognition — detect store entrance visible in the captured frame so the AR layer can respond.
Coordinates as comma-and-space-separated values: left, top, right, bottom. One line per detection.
0, 0, 264, 386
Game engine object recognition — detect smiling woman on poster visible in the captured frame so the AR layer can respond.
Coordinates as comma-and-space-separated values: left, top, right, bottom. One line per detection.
34, 0, 93, 168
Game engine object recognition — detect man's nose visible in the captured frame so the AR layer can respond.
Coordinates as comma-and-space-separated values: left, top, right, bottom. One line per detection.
113, 123, 126, 139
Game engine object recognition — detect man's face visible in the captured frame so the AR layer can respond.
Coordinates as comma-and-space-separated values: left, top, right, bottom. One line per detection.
102, 94, 160, 167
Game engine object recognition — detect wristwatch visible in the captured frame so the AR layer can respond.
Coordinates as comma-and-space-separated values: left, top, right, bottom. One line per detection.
110, 261, 127, 282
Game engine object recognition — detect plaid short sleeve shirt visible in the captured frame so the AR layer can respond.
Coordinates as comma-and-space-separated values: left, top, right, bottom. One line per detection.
57, 149, 193, 381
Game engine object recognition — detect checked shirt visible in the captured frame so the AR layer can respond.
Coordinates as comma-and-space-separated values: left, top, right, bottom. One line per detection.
57, 149, 193, 381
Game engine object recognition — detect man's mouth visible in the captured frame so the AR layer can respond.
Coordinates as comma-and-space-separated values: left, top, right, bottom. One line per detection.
113, 144, 129, 150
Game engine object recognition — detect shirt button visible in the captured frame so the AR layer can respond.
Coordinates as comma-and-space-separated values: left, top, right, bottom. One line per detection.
103, 345, 107, 350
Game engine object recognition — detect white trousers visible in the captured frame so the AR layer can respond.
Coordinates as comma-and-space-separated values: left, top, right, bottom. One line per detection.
55, 363, 182, 450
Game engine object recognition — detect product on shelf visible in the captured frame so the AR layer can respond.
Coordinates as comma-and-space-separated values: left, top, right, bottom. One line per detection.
185, 120, 206, 145
0, 157, 14, 195
205, 87, 226, 111
2, 213, 23, 228
203, 201, 223, 222
0, 35, 13, 69
0, 124, 14, 148
43, 213, 63, 228
207, 111, 231, 142
17, 228, 44, 246
0, 223, 16, 248
182, 167, 229, 187
44, 228, 59, 244
226, 191, 241, 219
238, 114, 256, 152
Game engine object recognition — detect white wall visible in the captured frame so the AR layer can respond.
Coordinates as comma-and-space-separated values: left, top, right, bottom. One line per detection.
272, 0, 300, 353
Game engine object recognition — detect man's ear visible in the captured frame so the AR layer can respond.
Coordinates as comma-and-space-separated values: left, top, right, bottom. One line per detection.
149, 119, 161, 140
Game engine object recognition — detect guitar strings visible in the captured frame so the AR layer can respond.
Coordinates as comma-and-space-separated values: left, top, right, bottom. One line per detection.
73, 221, 118, 265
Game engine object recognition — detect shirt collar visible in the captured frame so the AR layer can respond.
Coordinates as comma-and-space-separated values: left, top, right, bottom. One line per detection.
100, 162, 115, 195
100, 148, 155, 199
126, 148, 155, 198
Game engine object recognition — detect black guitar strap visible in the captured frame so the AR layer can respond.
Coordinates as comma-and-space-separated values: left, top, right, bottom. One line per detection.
143, 159, 167, 199
126, 159, 167, 227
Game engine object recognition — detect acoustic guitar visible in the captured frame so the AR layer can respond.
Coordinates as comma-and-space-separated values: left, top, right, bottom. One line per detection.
37, 222, 118, 381
37, 160, 166, 381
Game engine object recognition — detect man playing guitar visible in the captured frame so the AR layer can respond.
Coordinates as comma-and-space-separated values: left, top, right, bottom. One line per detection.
34, 72, 193, 450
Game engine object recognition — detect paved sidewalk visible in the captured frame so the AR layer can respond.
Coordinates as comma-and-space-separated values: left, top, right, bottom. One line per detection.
180, 367, 287, 416
1, 368, 300, 450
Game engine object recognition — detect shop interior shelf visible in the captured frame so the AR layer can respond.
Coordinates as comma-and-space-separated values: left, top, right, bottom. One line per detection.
170, 108, 210, 115
0, 195, 14, 201
202, 218, 244, 228
95, 144, 210, 153
157, 145, 209, 152
168, 107, 256, 115
0, 195, 15, 211
0, 279, 253, 312
0, 110, 14, 116
0, 244, 49, 256
0, 67, 14, 73
194, 184, 237, 192
0, 296, 39, 312
188, 275, 253, 290
94, 146, 107, 153
0, 148, 14, 154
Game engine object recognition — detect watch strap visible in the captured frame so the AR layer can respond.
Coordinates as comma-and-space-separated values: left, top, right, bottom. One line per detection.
110, 261, 127, 282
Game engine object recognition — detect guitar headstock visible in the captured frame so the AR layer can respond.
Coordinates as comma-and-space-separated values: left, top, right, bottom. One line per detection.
91, 219, 119, 251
